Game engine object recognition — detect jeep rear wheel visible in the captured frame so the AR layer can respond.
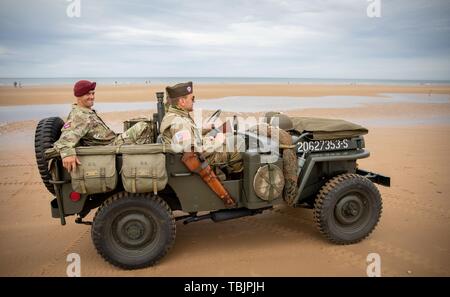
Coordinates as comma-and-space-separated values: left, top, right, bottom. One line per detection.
313, 173, 382, 244
34, 117, 64, 194
92, 192, 176, 270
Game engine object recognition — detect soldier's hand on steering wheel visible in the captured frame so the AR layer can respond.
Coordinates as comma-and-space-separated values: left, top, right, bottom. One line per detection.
202, 122, 214, 132
215, 132, 225, 144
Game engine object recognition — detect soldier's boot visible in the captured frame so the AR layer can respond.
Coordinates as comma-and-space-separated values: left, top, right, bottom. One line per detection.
182, 152, 236, 207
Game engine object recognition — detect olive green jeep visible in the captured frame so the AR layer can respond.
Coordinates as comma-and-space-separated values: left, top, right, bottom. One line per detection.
34, 92, 390, 270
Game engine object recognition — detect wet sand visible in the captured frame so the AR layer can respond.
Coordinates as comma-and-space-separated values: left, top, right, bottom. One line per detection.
0, 85, 449, 276
1, 83, 450, 106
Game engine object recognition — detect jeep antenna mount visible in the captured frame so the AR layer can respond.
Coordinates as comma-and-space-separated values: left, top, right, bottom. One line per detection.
154, 91, 165, 135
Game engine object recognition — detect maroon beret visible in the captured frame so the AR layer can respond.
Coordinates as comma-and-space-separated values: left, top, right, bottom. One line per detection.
73, 80, 96, 97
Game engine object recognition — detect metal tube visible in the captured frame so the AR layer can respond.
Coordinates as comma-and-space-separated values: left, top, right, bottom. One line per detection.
156, 92, 165, 134
51, 161, 66, 225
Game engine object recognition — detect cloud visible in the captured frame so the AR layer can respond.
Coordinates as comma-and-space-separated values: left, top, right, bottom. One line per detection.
0, 0, 449, 79
0, 46, 9, 55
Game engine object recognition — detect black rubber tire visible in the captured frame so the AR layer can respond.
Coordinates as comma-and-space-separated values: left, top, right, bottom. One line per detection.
91, 192, 176, 270
313, 173, 382, 244
34, 117, 64, 194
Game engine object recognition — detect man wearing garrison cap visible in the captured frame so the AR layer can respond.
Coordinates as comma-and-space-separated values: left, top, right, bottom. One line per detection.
54, 80, 153, 172
160, 81, 243, 175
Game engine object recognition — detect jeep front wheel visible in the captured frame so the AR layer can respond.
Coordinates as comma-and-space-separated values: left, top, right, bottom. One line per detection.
313, 173, 382, 244
91, 192, 176, 269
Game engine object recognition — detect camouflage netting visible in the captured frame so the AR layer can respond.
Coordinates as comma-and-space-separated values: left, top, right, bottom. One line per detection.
247, 124, 298, 205
291, 117, 368, 140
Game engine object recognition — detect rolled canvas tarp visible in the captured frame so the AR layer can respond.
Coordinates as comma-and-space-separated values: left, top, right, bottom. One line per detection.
291, 117, 368, 140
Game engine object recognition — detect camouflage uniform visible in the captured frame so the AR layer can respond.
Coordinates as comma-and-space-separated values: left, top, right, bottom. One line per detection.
54, 104, 152, 159
160, 105, 243, 173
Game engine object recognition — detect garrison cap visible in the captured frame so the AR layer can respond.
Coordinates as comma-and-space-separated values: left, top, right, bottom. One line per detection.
74, 80, 96, 97
166, 81, 193, 99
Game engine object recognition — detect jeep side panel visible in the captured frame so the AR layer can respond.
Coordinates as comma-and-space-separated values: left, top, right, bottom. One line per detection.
165, 153, 241, 212
165, 152, 284, 212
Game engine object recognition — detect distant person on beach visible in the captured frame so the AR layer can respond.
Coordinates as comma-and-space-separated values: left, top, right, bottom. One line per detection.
13, 81, 17, 88
53, 80, 154, 173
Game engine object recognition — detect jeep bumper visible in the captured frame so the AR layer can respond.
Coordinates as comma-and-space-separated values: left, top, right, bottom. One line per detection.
356, 169, 391, 187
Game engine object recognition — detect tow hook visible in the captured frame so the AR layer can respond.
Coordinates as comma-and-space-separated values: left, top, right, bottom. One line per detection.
75, 217, 92, 225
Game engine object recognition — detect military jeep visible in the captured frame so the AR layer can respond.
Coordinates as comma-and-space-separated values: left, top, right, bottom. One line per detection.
34, 92, 390, 270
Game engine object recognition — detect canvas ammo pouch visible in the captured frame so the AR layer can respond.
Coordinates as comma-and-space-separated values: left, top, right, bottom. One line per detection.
121, 153, 168, 194
70, 154, 117, 194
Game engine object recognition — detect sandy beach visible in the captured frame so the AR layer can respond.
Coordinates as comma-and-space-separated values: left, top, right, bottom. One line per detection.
1, 83, 450, 106
0, 84, 449, 276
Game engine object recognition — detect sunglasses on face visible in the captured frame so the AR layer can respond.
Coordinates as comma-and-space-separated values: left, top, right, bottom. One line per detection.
183, 95, 195, 102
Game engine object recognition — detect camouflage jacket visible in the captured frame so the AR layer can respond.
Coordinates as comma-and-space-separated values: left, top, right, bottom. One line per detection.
159, 106, 221, 153
159, 106, 202, 152
53, 104, 117, 158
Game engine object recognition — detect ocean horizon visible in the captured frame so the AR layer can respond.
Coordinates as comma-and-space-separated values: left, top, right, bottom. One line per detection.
1, 77, 450, 87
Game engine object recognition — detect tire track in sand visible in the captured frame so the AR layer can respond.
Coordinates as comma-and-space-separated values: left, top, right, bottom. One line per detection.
384, 192, 450, 222
240, 209, 397, 275
39, 229, 90, 276
0, 163, 34, 168
0, 155, 37, 202
273, 206, 449, 275
368, 239, 449, 275
0, 181, 42, 186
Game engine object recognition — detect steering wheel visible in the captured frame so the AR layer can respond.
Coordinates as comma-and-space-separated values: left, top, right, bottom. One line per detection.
206, 109, 222, 125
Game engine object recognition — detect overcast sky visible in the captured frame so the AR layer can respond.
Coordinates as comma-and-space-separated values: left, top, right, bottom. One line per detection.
0, 0, 449, 80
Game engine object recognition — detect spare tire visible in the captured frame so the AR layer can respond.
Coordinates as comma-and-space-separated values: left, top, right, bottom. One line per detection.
34, 117, 64, 194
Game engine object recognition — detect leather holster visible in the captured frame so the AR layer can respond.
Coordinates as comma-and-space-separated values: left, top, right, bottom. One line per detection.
181, 151, 235, 207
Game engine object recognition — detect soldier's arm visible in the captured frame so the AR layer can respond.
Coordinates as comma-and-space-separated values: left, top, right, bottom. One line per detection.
169, 124, 191, 152
166, 117, 196, 152
54, 116, 91, 159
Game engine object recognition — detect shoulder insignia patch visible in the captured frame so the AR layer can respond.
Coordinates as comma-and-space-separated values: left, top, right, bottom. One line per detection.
63, 122, 71, 129
174, 130, 191, 144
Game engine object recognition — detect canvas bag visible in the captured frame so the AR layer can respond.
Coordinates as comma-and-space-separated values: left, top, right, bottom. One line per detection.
121, 153, 168, 193
70, 154, 117, 194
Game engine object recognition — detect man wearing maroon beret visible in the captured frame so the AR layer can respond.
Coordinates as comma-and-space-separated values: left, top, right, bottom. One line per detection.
54, 80, 153, 172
